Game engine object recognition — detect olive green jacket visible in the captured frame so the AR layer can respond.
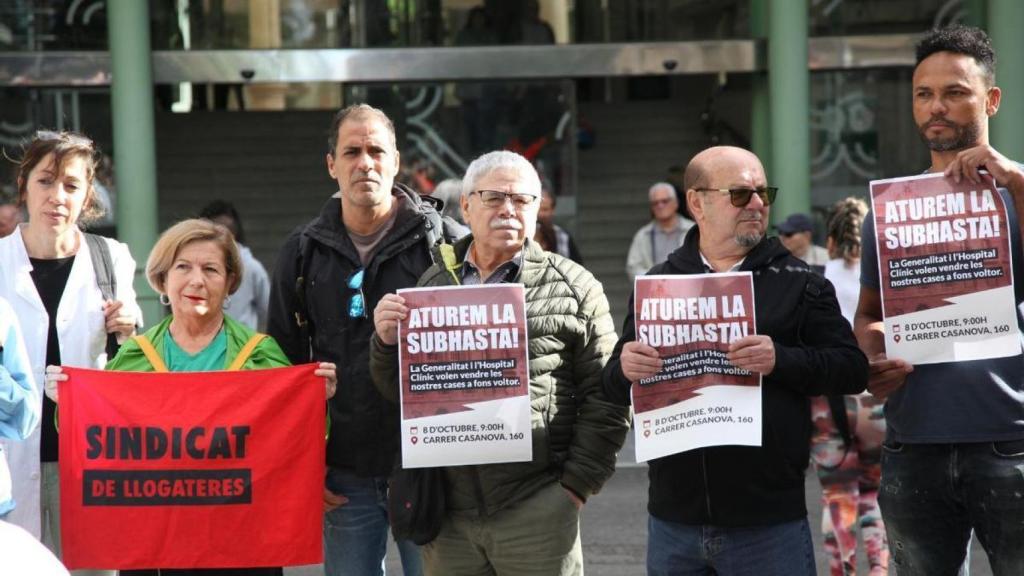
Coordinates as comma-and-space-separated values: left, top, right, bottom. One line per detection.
370, 237, 630, 516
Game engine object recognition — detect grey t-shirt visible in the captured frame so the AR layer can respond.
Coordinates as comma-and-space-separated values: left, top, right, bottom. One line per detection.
860, 187, 1024, 443
652, 223, 687, 266
348, 196, 401, 267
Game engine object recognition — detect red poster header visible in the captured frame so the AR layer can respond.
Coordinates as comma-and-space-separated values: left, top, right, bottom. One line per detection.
871, 173, 1012, 318
398, 285, 529, 420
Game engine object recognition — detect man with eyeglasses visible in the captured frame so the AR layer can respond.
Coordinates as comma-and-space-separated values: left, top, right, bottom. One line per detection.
268, 103, 462, 576
370, 150, 630, 576
855, 25, 1024, 574
603, 145, 867, 575
626, 182, 695, 283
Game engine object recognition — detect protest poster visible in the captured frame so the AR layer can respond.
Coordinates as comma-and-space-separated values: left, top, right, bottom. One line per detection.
871, 172, 1018, 364
59, 365, 324, 570
631, 273, 761, 462
397, 284, 531, 468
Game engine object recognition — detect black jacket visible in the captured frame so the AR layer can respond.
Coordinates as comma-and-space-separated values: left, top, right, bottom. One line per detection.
603, 226, 868, 526
268, 184, 458, 477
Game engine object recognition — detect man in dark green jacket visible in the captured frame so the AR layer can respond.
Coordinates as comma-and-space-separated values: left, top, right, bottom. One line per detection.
370, 150, 630, 576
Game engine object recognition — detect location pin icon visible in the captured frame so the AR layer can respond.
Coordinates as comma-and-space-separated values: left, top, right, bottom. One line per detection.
894, 335, 901, 343
411, 437, 419, 444
643, 430, 651, 438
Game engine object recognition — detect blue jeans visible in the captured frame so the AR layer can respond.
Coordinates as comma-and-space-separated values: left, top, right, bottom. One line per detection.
646, 515, 815, 576
323, 468, 422, 576
879, 440, 1024, 576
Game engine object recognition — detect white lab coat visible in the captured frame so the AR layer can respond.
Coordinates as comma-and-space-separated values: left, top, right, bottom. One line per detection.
0, 225, 141, 539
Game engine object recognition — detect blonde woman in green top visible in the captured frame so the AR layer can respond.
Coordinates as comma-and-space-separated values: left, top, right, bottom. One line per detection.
47, 218, 336, 576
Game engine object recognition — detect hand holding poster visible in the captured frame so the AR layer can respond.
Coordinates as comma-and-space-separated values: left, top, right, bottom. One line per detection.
58, 365, 324, 570
398, 284, 531, 468
870, 172, 1018, 364
631, 273, 761, 462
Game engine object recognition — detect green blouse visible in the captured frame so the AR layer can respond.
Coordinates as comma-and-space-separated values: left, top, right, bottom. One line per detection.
163, 327, 228, 372
106, 314, 290, 372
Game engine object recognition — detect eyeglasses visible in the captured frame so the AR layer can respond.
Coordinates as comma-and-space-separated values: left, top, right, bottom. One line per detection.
471, 190, 538, 209
347, 268, 365, 318
695, 186, 778, 207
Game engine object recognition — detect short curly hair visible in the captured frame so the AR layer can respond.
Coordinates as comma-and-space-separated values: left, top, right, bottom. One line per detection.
915, 25, 996, 86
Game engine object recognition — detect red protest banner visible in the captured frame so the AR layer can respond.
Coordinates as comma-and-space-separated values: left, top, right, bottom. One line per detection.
58, 365, 324, 570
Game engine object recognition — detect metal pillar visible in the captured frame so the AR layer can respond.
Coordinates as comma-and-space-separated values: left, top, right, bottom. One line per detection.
107, 0, 161, 324
767, 0, 810, 221
749, 1, 771, 181
989, 0, 1024, 161
963, 0, 987, 29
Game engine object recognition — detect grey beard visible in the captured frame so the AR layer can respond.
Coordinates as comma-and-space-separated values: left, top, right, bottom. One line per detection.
736, 232, 762, 248
918, 121, 981, 152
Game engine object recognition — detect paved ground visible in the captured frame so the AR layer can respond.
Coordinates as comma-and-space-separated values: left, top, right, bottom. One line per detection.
288, 459, 992, 575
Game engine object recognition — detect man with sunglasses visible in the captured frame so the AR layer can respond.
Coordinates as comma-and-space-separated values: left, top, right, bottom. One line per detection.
855, 26, 1024, 574
627, 182, 695, 283
775, 212, 829, 271
370, 150, 630, 576
603, 145, 867, 575
268, 104, 462, 576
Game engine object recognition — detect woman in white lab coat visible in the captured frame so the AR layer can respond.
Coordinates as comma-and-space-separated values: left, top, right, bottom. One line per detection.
0, 131, 141, 571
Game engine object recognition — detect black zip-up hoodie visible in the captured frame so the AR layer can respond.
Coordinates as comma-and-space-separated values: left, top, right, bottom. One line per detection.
268, 184, 454, 477
603, 226, 868, 526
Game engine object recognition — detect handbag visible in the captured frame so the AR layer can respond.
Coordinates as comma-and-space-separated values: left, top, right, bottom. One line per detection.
387, 461, 446, 545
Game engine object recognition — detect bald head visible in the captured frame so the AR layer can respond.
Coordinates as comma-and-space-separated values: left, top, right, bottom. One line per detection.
683, 146, 763, 192
683, 146, 770, 258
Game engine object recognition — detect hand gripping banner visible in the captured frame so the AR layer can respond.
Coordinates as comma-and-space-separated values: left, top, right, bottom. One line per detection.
58, 365, 325, 570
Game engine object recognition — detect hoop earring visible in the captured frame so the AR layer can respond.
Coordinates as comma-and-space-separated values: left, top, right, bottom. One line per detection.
159, 294, 170, 306
223, 295, 232, 309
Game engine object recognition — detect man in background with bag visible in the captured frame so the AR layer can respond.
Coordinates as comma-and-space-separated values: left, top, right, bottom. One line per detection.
370, 150, 630, 575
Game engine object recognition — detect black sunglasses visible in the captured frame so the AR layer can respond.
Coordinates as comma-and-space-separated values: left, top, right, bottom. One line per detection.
695, 186, 778, 207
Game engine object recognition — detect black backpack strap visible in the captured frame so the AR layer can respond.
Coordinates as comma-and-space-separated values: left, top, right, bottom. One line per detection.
84, 233, 121, 358
420, 196, 466, 255
84, 233, 116, 301
293, 227, 317, 333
